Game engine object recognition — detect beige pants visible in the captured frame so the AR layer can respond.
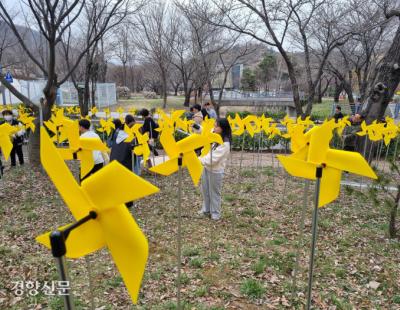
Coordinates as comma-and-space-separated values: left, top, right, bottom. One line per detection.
200, 168, 224, 220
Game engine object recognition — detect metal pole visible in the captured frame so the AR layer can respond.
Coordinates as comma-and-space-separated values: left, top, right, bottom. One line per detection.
85, 257, 95, 310
306, 166, 322, 310
292, 179, 310, 298
239, 131, 245, 171
55, 256, 74, 310
177, 155, 183, 310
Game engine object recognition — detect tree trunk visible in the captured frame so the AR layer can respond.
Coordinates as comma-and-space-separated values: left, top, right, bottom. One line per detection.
361, 24, 400, 124
343, 80, 355, 104
334, 79, 343, 103
183, 83, 192, 107
161, 68, 167, 109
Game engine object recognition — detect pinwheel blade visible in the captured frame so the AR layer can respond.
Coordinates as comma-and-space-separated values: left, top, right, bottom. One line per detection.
36, 220, 105, 258
177, 134, 208, 153
99, 205, 149, 304
79, 137, 109, 151
149, 158, 179, 176
0, 135, 13, 161
40, 127, 92, 219
160, 129, 179, 159
79, 150, 95, 178
326, 149, 377, 179
277, 155, 316, 180
308, 122, 334, 164
81, 161, 159, 209
183, 151, 203, 186
318, 167, 342, 207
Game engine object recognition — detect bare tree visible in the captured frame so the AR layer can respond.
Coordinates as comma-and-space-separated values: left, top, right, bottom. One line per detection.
0, 0, 131, 164
135, 1, 176, 108
360, 1, 400, 123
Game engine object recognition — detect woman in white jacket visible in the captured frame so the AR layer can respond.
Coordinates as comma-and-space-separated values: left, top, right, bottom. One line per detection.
199, 118, 232, 220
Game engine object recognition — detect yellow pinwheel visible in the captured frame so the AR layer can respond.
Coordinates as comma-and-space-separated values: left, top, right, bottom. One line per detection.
157, 110, 185, 131
243, 115, 260, 137
125, 124, 151, 163
18, 112, 36, 132
58, 120, 109, 178
336, 116, 351, 136
259, 115, 273, 134
297, 116, 314, 128
357, 121, 369, 137
281, 115, 295, 127
44, 109, 69, 144
266, 123, 281, 138
150, 127, 221, 185
97, 118, 115, 136
36, 127, 159, 303
0, 122, 18, 160
366, 121, 384, 142
66, 106, 75, 115
381, 118, 398, 146
199, 119, 223, 157
230, 114, 245, 136
277, 119, 377, 207
103, 108, 111, 118
90, 106, 98, 117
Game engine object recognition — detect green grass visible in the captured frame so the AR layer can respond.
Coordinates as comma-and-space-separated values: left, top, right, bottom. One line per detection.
240, 279, 265, 299
252, 257, 267, 275
115, 95, 186, 112
189, 257, 204, 268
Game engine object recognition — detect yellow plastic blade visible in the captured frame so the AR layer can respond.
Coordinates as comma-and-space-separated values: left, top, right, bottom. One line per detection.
307, 122, 334, 164
159, 129, 179, 159
40, 127, 92, 219
79, 150, 95, 178
0, 135, 13, 160
277, 155, 316, 180
177, 134, 208, 153
81, 161, 159, 210
79, 137, 109, 151
149, 158, 178, 176
183, 151, 203, 186
100, 205, 148, 304
64, 120, 80, 149
36, 220, 105, 258
318, 166, 341, 207
325, 149, 377, 179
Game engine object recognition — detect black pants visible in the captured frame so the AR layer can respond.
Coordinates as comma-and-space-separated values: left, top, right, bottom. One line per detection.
80, 163, 103, 182
11, 144, 24, 166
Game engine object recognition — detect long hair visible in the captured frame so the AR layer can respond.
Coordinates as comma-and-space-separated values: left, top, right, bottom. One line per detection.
216, 118, 232, 143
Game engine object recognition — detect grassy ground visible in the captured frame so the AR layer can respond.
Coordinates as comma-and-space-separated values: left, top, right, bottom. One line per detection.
0, 152, 399, 309
114, 95, 186, 112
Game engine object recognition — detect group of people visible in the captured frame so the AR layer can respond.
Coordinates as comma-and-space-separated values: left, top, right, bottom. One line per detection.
78, 106, 231, 220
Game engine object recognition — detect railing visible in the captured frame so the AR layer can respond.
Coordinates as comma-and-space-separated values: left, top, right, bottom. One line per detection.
212, 89, 298, 99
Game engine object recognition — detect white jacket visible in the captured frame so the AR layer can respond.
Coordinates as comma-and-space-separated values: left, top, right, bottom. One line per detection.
200, 142, 230, 173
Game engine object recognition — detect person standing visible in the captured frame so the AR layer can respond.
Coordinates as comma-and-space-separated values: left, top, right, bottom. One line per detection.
204, 102, 217, 119
109, 116, 136, 208
333, 105, 344, 121
140, 109, 159, 166
78, 119, 106, 182
199, 118, 232, 220
1, 109, 25, 167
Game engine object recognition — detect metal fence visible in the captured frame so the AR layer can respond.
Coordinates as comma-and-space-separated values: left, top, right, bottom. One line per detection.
1, 78, 117, 108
